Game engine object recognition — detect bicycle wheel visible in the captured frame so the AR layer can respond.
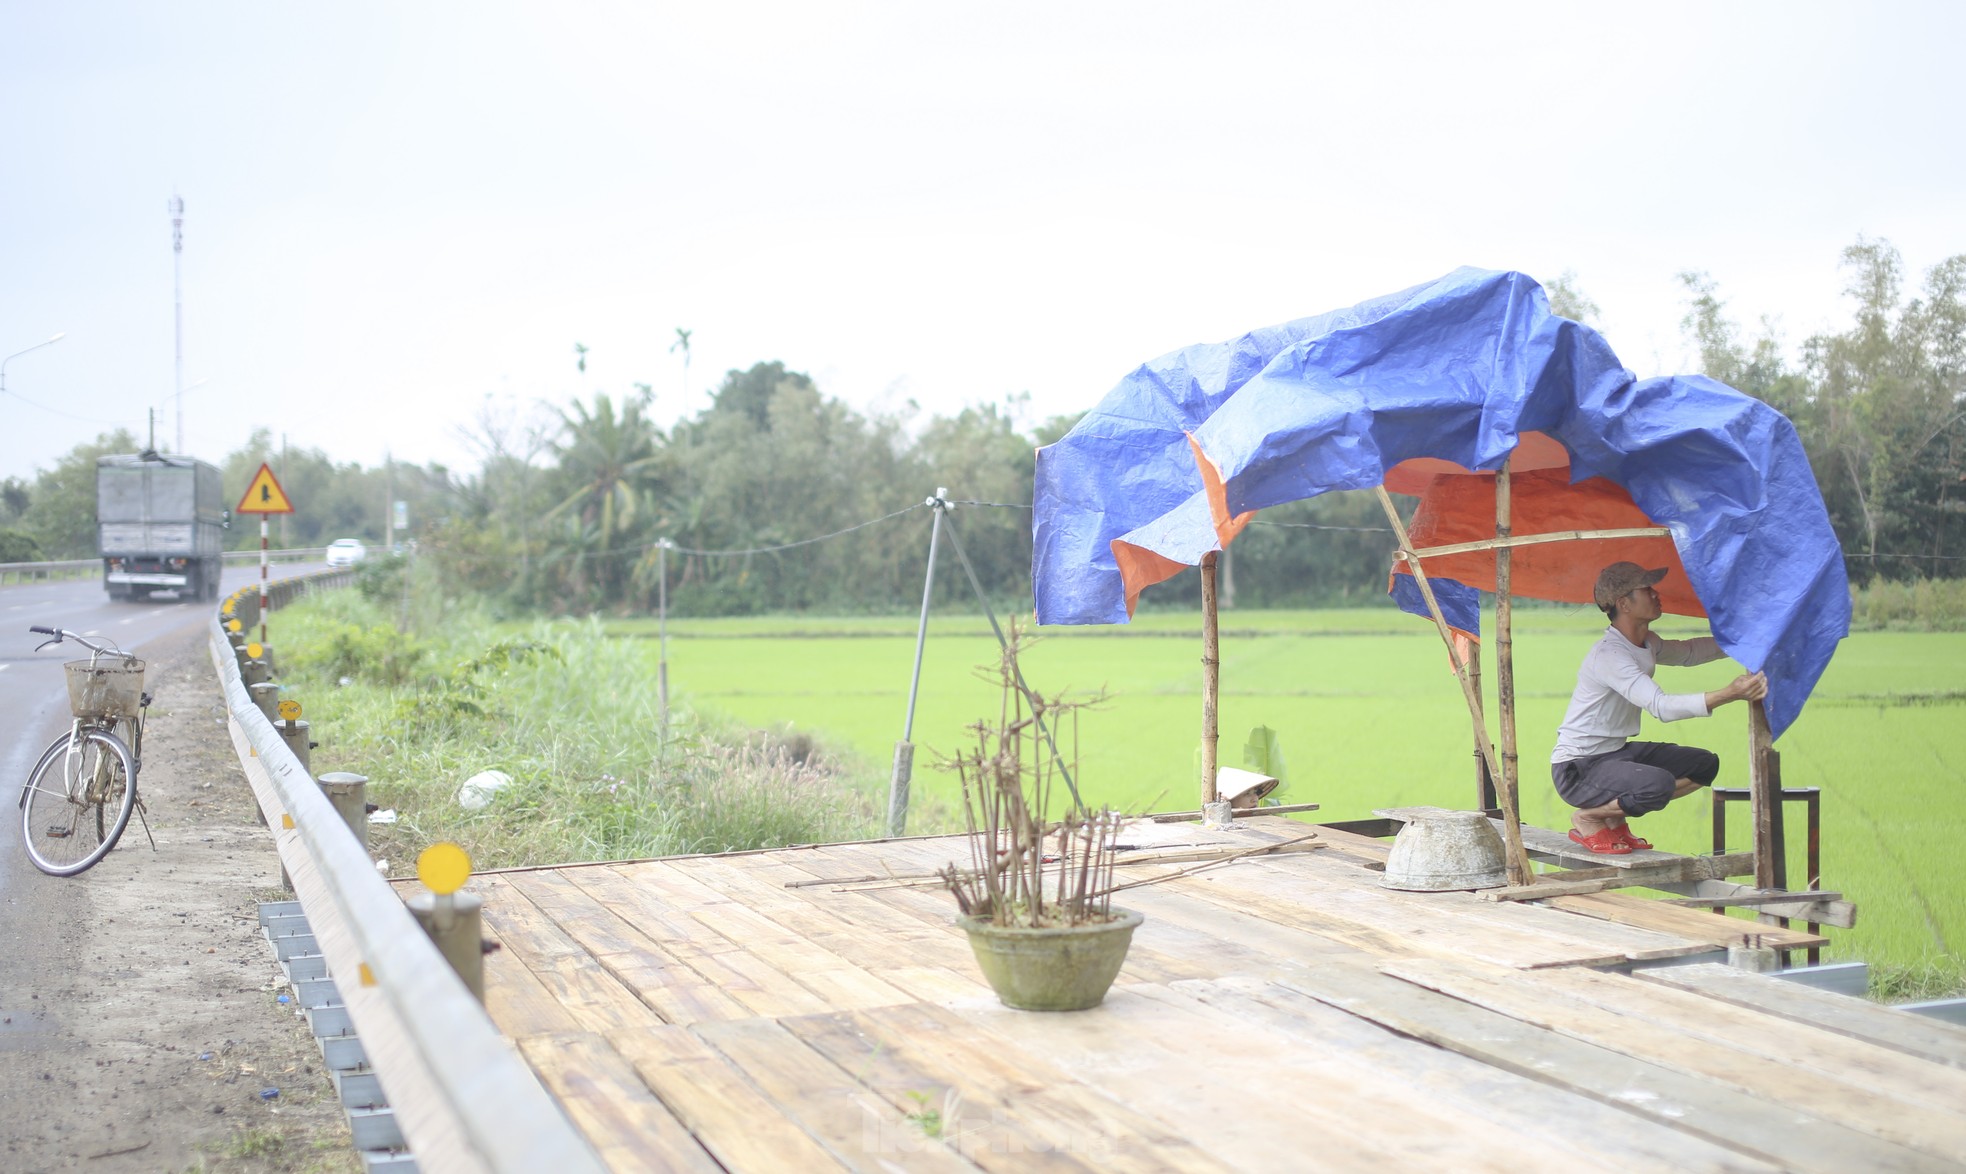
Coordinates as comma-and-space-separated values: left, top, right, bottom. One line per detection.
19, 728, 137, 877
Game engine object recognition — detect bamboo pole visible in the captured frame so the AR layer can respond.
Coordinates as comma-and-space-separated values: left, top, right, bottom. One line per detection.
1373, 487, 1505, 789
1493, 464, 1533, 886
1468, 652, 1495, 809
1200, 551, 1221, 805
1395, 526, 1670, 561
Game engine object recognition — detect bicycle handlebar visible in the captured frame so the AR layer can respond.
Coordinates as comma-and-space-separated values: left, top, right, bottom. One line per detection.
27, 626, 133, 661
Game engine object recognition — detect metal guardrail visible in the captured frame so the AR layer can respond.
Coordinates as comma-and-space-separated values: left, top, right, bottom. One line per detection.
0, 557, 98, 584
0, 547, 331, 585
212, 573, 603, 1173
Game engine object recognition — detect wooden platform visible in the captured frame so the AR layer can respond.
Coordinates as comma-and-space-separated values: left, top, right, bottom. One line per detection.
426, 817, 1962, 1172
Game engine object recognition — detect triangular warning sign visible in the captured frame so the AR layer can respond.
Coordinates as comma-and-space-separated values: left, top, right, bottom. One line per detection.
236, 463, 295, 514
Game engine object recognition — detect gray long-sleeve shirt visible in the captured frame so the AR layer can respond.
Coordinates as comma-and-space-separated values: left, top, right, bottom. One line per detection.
1551, 627, 1725, 763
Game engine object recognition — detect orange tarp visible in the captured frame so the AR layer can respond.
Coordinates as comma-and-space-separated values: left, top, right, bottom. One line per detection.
1400, 466, 1703, 618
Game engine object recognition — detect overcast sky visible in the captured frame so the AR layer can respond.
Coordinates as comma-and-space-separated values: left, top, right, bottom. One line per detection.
3, 1, 1960, 485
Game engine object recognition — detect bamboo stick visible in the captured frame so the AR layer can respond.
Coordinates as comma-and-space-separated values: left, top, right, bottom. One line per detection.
1374, 487, 1505, 789
1395, 526, 1671, 561
1200, 551, 1221, 805
1493, 463, 1533, 886
1468, 646, 1494, 809
1146, 801, 1321, 823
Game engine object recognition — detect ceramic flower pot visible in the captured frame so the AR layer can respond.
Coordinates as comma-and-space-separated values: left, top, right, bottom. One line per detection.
956, 908, 1143, 1011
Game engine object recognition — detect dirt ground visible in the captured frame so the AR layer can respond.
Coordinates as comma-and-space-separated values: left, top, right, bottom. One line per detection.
0, 623, 361, 1174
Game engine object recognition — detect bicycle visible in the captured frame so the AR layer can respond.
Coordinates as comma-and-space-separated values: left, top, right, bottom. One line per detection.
17, 626, 156, 876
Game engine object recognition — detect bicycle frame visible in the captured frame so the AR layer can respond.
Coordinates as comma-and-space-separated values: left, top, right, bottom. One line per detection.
17, 627, 147, 809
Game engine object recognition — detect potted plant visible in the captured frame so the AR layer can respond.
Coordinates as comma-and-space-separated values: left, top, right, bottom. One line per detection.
939, 631, 1141, 1012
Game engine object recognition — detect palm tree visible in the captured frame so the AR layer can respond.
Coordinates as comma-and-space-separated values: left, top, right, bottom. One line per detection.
670, 328, 692, 402
543, 393, 665, 599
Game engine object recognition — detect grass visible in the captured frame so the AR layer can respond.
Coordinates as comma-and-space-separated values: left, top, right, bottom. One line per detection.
620, 604, 1965, 992
223, 1126, 284, 1160
269, 590, 884, 874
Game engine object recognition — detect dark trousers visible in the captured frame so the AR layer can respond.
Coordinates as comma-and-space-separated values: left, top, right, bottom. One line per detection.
1551, 742, 1721, 817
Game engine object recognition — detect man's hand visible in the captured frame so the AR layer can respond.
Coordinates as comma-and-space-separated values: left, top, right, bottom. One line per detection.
1706, 671, 1769, 710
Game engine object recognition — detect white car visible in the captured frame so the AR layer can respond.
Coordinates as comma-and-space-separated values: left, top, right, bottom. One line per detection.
325, 538, 367, 567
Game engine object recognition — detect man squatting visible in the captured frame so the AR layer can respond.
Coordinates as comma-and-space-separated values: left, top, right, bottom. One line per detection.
1550, 561, 1768, 855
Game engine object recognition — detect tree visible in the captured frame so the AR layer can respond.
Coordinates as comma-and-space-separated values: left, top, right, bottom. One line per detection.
18, 430, 139, 559
1544, 270, 1601, 325
703, 361, 815, 431
542, 392, 667, 603
1682, 240, 1966, 582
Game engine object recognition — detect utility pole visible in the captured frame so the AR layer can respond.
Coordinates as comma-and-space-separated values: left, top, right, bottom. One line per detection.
171, 194, 185, 454
385, 451, 395, 550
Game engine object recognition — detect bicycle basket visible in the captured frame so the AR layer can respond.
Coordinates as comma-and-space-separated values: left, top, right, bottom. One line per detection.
64, 659, 146, 719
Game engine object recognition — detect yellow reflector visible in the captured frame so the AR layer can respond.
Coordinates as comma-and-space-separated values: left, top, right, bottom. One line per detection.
417, 842, 473, 896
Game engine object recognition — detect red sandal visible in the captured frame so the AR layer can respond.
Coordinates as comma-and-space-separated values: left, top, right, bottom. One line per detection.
1611, 824, 1654, 851
1568, 827, 1634, 855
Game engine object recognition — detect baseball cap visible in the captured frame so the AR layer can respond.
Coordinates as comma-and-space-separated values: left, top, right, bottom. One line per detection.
1594, 561, 1668, 611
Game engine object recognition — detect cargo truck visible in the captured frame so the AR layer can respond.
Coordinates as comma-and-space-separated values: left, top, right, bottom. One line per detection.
96, 451, 227, 602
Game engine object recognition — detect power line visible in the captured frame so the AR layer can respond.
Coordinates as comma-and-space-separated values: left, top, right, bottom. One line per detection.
666, 503, 927, 558
0, 388, 142, 427
1246, 519, 1394, 533
1844, 551, 1966, 562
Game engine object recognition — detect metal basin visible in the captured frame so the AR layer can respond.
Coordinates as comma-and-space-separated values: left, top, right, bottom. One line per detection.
1380, 810, 1507, 891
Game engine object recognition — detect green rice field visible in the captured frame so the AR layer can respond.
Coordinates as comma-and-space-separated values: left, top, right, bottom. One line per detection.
615, 606, 1964, 977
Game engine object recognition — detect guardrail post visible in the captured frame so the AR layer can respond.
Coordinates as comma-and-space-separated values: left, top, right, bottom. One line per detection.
316, 772, 370, 850
278, 718, 313, 774
250, 681, 282, 723
406, 892, 487, 1002
240, 655, 271, 687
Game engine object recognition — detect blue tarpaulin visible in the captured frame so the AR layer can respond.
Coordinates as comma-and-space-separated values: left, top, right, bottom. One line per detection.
1031, 267, 1849, 739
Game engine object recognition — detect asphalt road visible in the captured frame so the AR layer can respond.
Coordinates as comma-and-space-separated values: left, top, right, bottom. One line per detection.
0, 564, 317, 897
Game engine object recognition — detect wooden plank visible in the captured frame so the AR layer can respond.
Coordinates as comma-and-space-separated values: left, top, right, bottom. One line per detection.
1541, 892, 1826, 950
1661, 890, 1843, 908
965, 983, 1552, 1173
559, 864, 817, 1021
516, 1031, 721, 1173
1306, 821, 1395, 860
1749, 700, 1778, 889
1175, 855, 1715, 966
1384, 957, 1966, 1164
681, 855, 996, 1003
1153, 976, 1783, 1173
808, 1000, 1233, 1173
1274, 959, 1940, 1174
779, 1009, 1114, 1172
1482, 962, 1966, 1118
693, 1016, 984, 1172
610, 1023, 854, 1172
1479, 856, 1776, 903
1634, 962, 1966, 1069
1118, 883, 1383, 971
513, 868, 749, 1025
647, 858, 931, 1011
1511, 819, 1755, 876
484, 876, 672, 1036
479, 918, 585, 1039
1659, 879, 1858, 928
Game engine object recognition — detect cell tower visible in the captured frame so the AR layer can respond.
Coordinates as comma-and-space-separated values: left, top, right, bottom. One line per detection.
171, 193, 185, 454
